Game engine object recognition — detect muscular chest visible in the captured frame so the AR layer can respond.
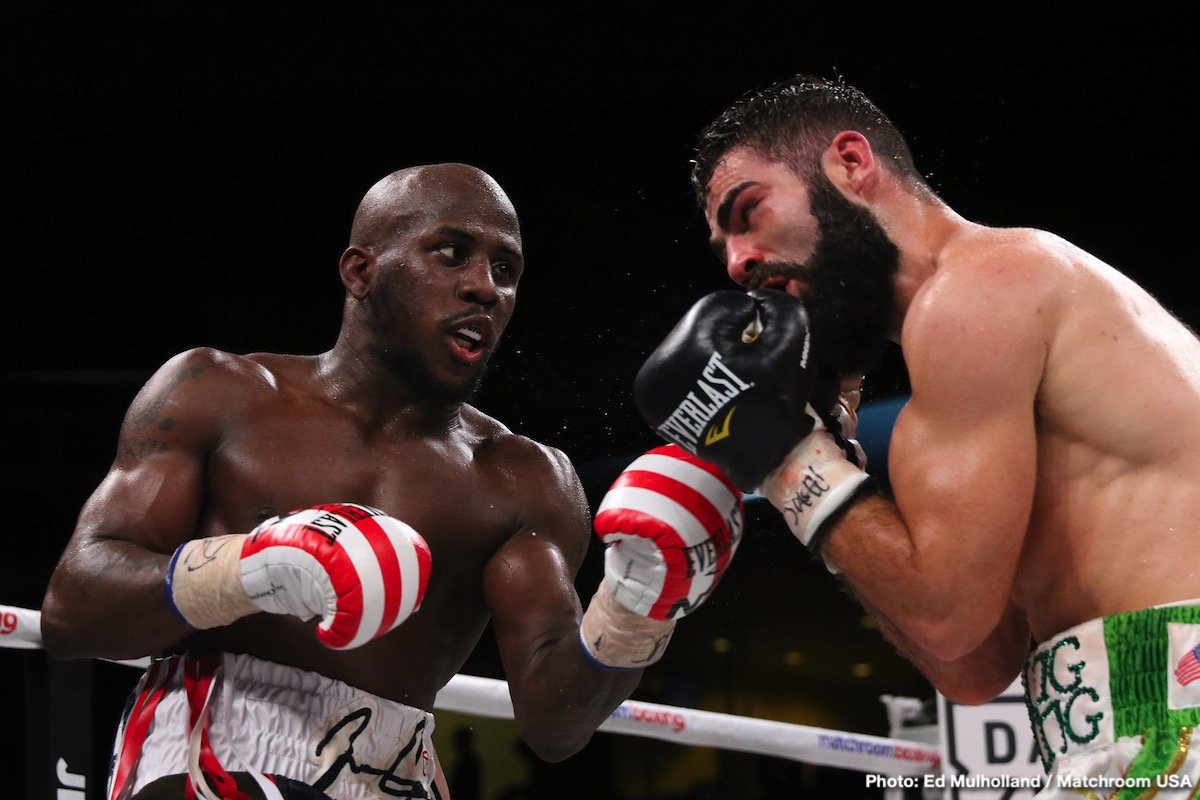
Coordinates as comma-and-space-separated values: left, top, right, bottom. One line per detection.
201, 409, 513, 555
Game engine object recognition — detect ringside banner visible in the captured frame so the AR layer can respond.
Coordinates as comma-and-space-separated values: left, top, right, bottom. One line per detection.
939, 678, 1043, 799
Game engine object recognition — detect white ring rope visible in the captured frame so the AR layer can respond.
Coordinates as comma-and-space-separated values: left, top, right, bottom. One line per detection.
1, 603, 939, 776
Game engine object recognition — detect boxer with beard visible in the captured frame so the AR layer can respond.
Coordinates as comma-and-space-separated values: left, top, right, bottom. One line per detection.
746, 169, 899, 378
637, 74, 1200, 797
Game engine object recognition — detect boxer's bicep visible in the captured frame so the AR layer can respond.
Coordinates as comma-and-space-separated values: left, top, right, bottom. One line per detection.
886, 396, 1036, 647
484, 533, 582, 669
74, 349, 224, 554
483, 444, 592, 681
76, 445, 205, 556
891, 391, 1038, 572
42, 349, 229, 655
850, 260, 1047, 657
893, 259, 1046, 570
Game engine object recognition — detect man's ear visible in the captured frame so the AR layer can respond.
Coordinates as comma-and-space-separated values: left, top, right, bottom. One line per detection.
339, 246, 375, 298
822, 130, 878, 199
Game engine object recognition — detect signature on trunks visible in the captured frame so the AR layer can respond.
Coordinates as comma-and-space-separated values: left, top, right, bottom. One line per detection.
309, 706, 433, 799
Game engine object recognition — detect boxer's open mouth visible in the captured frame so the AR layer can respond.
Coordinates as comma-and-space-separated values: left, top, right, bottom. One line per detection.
451, 324, 484, 352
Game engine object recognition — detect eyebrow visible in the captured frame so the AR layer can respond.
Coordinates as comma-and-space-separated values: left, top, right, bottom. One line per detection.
708, 181, 757, 263
715, 181, 756, 232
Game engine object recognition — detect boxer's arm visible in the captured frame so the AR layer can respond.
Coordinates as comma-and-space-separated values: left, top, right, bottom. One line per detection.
819, 253, 1047, 684
483, 443, 640, 762
859, 582, 1030, 703
917, 603, 1030, 704
41, 348, 228, 659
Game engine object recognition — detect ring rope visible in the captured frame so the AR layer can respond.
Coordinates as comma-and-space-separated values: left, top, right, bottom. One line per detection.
0, 603, 939, 775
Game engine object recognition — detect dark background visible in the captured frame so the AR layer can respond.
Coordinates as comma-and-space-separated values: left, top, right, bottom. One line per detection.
2, 3, 1195, 797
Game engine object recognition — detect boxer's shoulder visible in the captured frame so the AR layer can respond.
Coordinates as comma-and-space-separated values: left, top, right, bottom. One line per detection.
456, 406, 587, 520
167, 350, 348, 414
928, 225, 1081, 298
464, 409, 576, 485
122, 348, 267, 437
146, 347, 290, 398
904, 227, 1070, 354
127, 350, 323, 447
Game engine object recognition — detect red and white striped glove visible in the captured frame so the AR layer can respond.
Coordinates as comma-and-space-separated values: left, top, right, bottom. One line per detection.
581, 445, 744, 669
166, 503, 431, 650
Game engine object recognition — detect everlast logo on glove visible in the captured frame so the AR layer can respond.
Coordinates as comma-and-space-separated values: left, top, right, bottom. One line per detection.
682, 510, 742, 579
635, 290, 819, 493
654, 352, 754, 452
301, 503, 387, 544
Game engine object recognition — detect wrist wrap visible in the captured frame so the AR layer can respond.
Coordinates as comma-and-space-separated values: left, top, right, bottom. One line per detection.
165, 535, 257, 629
579, 583, 676, 670
761, 431, 871, 557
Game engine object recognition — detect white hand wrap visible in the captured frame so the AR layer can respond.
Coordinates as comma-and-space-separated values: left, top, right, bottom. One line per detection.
166, 534, 259, 629
760, 407, 870, 556
580, 585, 676, 669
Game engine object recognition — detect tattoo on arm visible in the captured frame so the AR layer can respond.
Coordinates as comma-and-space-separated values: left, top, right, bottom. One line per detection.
119, 358, 214, 460
118, 436, 168, 460
129, 361, 210, 430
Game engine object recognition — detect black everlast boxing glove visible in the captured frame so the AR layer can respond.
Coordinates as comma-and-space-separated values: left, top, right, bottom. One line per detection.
635, 289, 872, 561
634, 290, 818, 493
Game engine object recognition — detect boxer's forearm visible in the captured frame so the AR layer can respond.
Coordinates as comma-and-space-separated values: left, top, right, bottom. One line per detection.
820, 493, 1013, 660
863, 595, 1028, 704
41, 536, 192, 659
507, 627, 643, 762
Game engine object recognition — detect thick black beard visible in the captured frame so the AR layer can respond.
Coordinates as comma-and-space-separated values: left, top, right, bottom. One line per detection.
755, 173, 899, 376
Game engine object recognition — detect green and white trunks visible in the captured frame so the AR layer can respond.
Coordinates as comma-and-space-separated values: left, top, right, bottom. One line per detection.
1023, 602, 1200, 798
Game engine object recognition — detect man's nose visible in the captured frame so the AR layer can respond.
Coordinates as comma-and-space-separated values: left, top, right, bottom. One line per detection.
725, 239, 763, 287
457, 259, 499, 306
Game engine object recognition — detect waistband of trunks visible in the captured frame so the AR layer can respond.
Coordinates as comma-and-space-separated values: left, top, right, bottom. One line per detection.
1023, 601, 1200, 769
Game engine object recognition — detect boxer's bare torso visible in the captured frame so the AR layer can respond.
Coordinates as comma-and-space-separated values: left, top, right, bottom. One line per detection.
164, 349, 584, 709
981, 230, 1200, 639
41, 164, 608, 724
42, 163, 650, 798
891, 224, 1200, 643
49, 344, 588, 711
702, 141, 1200, 686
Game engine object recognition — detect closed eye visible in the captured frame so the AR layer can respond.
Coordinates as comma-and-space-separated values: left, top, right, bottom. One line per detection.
737, 198, 759, 231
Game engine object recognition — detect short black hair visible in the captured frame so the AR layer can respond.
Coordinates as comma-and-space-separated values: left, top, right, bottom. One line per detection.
691, 74, 927, 207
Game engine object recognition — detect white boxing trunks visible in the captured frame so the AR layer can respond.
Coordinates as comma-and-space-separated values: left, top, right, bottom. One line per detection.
1024, 601, 1200, 798
107, 652, 438, 800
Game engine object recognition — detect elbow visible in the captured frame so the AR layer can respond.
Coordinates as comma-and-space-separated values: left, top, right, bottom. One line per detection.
517, 724, 593, 763
905, 618, 1026, 705
905, 619, 978, 664
39, 596, 84, 660
934, 673, 1015, 706
40, 573, 93, 659
40, 587, 122, 660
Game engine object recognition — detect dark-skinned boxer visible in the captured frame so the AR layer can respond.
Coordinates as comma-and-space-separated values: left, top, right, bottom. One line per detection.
41, 164, 742, 800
